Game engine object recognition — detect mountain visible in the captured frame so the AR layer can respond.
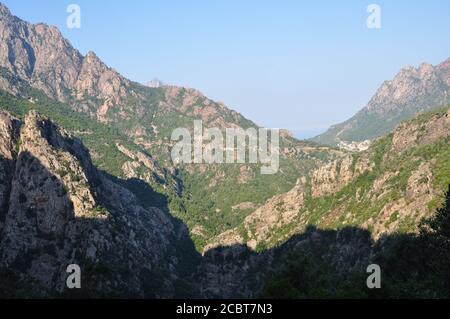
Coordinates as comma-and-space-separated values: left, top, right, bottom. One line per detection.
0, 1, 337, 251
0, 106, 448, 298
0, 109, 202, 297
0, 4, 147, 123
205, 107, 450, 253
312, 59, 450, 146
0, 2, 256, 126
0, 2, 450, 298
196, 107, 450, 298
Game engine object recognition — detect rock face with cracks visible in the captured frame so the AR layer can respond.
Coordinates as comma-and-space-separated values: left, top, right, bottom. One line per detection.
0, 110, 191, 297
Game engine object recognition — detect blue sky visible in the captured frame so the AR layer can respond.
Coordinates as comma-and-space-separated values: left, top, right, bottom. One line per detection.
3, 0, 450, 138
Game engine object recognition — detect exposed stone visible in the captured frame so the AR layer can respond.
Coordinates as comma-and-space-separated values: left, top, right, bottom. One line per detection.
0, 110, 188, 297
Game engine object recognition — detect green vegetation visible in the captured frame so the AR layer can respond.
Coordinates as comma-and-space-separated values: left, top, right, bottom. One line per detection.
312, 100, 450, 146
0, 85, 332, 252
260, 107, 450, 297
0, 89, 132, 177
1, 67, 449, 260
252, 107, 450, 249
262, 253, 369, 299
262, 186, 450, 298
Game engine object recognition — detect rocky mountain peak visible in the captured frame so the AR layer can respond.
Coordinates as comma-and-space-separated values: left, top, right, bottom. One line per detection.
419, 62, 433, 70
436, 57, 450, 86
369, 61, 448, 113
400, 64, 415, 72
0, 4, 132, 117
84, 50, 101, 64
312, 57, 450, 145
437, 57, 450, 70
0, 2, 11, 17
394, 62, 435, 82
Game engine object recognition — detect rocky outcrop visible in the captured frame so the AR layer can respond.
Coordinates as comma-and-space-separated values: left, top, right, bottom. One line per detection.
366, 62, 449, 115
243, 178, 306, 250
0, 110, 20, 232
311, 154, 373, 198
0, 110, 191, 297
0, 4, 83, 101
116, 143, 161, 173
160, 86, 253, 130
392, 108, 450, 153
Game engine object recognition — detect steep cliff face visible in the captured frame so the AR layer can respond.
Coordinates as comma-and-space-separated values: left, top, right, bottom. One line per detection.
312, 59, 450, 146
0, 110, 194, 297
0, 4, 83, 101
0, 110, 20, 232
366, 62, 449, 115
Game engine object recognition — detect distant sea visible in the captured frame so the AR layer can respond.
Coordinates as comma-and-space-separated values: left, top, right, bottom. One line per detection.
291, 128, 327, 140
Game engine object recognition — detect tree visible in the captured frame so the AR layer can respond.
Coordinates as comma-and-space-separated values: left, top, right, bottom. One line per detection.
425, 184, 450, 239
